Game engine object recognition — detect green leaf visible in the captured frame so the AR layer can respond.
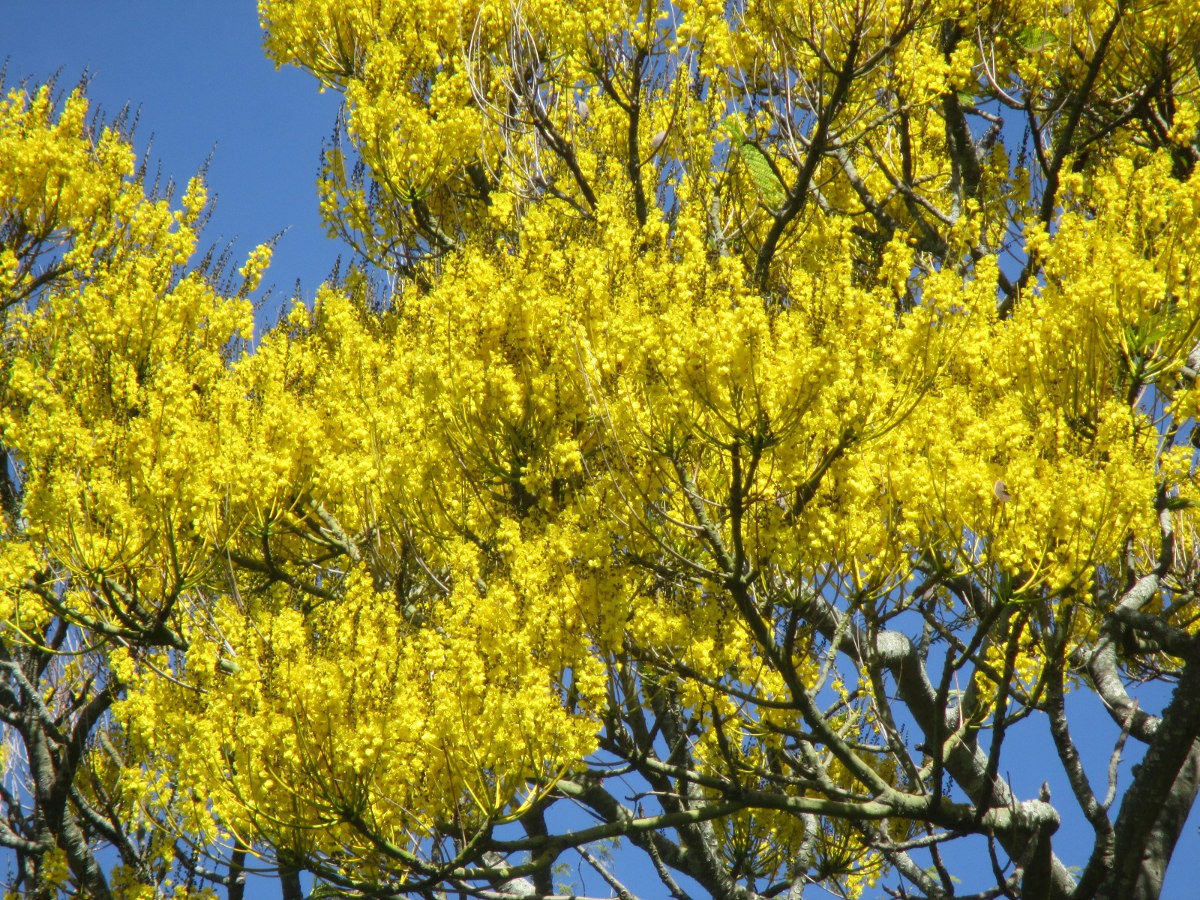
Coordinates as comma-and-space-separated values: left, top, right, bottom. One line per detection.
721, 117, 786, 209
720, 116, 747, 144
1017, 25, 1054, 53
309, 884, 354, 899
739, 142, 787, 209
923, 866, 962, 884
1165, 495, 1198, 511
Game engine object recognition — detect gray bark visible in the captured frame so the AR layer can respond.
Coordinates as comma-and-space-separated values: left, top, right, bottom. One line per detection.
1133, 743, 1200, 899
1097, 645, 1200, 899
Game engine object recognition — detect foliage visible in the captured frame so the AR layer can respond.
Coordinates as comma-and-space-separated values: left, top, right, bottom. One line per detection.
4, 1, 1200, 899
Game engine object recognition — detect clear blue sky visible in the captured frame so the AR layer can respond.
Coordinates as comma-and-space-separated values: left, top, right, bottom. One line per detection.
4, 4, 1200, 898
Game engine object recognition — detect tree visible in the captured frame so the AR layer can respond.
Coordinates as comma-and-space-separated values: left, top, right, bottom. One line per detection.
4, 0, 1200, 897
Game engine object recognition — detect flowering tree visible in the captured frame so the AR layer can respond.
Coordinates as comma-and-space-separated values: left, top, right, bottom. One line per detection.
4, 1, 1200, 898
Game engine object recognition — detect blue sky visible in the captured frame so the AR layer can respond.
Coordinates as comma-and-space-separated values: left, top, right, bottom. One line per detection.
4, 4, 1200, 898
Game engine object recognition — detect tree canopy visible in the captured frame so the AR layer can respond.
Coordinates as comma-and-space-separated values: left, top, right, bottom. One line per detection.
4, 1, 1200, 898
